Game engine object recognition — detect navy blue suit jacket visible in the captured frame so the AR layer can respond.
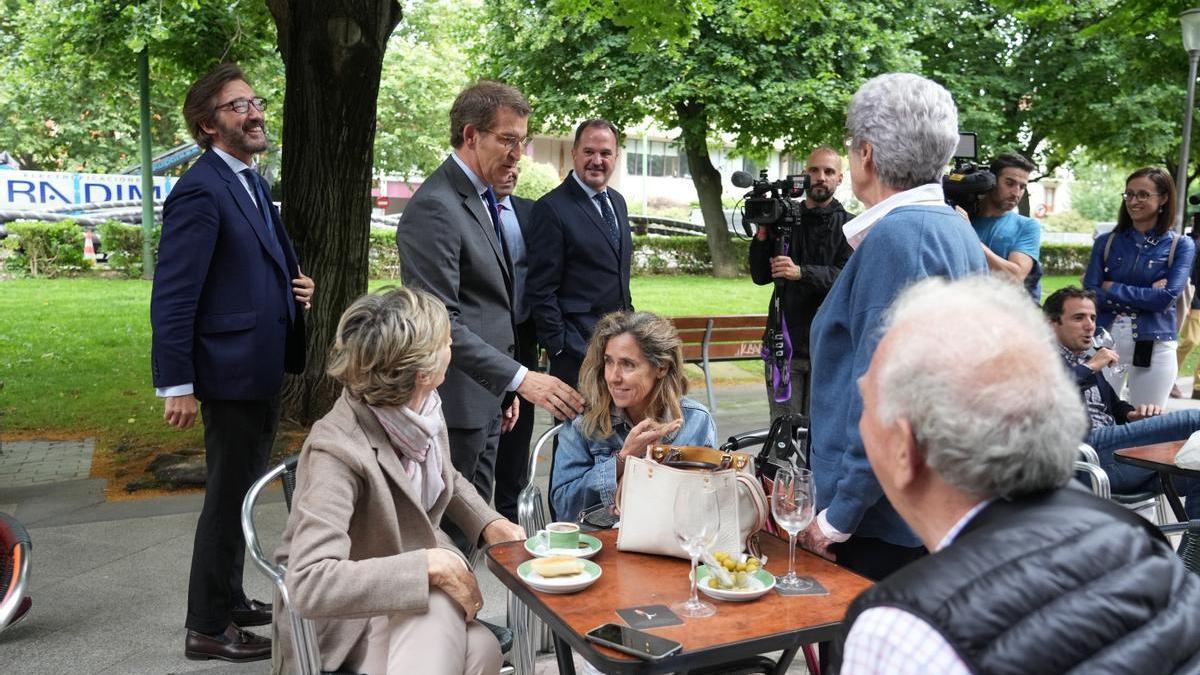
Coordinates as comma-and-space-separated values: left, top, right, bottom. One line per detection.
525, 173, 633, 358
150, 150, 305, 401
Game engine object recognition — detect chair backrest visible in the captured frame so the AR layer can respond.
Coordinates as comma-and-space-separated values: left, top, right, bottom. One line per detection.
240, 455, 322, 675
517, 424, 562, 536
1160, 520, 1200, 575
0, 512, 31, 633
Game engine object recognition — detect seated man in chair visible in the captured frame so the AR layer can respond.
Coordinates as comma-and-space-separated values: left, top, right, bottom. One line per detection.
837, 276, 1200, 674
1045, 286, 1200, 519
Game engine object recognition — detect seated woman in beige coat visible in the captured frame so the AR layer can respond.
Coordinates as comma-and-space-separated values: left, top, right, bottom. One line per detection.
276, 287, 525, 675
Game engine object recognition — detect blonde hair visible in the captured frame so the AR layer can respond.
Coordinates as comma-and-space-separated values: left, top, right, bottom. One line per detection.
326, 287, 451, 407
578, 311, 687, 438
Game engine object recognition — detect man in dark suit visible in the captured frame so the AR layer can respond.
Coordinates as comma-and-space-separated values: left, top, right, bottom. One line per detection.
526, 119, 634, 391
493, 165, 539, 521
150, 63, 313, 663
397, 81, 583, 515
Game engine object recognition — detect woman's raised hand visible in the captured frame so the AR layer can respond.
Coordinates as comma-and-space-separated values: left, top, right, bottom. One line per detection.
619, 418, 683, 461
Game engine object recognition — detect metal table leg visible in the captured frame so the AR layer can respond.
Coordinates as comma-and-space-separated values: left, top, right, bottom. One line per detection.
508, 591, 536, 675
553, 633, 577, 675
1160, 473, 1189, 522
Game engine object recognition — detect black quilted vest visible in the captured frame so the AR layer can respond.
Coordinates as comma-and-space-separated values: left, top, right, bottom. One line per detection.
835, 488, 1200, 674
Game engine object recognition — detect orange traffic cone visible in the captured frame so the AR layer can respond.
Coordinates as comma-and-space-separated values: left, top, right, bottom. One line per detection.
83, 230, 96, 263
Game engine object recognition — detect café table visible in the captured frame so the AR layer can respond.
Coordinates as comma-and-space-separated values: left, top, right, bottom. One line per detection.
486, 529, 872, 675
1114, 440, 1195, 522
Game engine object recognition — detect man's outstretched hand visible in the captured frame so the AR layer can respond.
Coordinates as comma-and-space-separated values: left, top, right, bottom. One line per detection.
517, 371, 585, 420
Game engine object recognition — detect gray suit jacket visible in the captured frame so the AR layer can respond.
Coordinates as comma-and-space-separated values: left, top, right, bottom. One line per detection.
274, 390, 502, 672
397, 155, 520, 428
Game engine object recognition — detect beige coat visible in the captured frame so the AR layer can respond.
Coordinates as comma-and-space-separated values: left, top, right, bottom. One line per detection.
272, 390, 502, 673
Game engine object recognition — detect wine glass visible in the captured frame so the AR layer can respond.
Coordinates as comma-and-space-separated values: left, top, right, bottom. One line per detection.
772, 467, 815, 591
1092, 326, 1128, 375
672, 483, 719, 618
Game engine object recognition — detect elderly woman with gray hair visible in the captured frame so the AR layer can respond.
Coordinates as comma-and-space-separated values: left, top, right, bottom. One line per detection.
275, 287, 524, 675
800, 73, 988, 582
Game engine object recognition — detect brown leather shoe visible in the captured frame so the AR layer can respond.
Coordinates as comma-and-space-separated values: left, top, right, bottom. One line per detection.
1171, 384, 1185, 399
230, 598, 272, 627
184, 624, 270, 662
1192, 389, 1200, 400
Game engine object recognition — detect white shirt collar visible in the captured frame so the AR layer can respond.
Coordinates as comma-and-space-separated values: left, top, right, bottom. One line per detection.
451, 152, 490, 197
935, 499, 992, 552
571, 170, 605, 200
211, 145, 255, 175
843, 182, 946, 250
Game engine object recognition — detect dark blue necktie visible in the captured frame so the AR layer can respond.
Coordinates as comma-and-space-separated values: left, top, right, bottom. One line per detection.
241, 169, 277, 241
482, 187, 504, 243
594, 192, 620, 250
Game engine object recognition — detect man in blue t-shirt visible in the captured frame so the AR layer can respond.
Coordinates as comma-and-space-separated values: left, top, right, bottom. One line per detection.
970, 153, 1042, 301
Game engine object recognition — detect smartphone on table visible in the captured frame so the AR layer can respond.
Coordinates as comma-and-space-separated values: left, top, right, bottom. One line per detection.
585, 622, 682, 661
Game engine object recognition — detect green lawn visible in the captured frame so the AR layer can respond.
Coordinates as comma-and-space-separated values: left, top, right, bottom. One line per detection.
3, 274, 1193, 449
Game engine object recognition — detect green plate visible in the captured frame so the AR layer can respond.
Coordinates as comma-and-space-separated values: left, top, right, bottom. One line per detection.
523, 532, 603, 559
695, 564, 776, 601
517, 558, 602, 594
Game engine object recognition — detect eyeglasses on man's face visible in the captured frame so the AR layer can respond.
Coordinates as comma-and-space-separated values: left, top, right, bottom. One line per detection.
1121, 190, 1163, 203
216, 97, 268, 114
479, 128, 531, 151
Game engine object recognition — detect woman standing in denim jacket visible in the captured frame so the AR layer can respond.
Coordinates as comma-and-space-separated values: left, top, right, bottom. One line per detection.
1084, 167, 1196, 406
550, 311, 717, 521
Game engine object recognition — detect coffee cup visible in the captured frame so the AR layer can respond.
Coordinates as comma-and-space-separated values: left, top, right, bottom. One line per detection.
540, 521, 581, 550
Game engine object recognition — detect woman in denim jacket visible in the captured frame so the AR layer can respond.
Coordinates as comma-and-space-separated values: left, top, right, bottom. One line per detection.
1084, 167, 1196, 406
551, 311, 717, 521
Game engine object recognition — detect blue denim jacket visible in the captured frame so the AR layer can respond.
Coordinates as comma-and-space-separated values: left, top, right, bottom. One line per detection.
1083, 229, 1195, 342
550, 397, 717, 521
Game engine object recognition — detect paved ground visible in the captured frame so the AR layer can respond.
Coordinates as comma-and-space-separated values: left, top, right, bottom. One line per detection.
0, 383, 780, 674
3, 375, 1196, 674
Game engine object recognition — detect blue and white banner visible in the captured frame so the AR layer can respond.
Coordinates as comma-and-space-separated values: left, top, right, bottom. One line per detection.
1, 170, 176, 209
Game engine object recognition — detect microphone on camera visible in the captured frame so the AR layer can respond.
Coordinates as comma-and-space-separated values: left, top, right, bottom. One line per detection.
731, 171, 755, 188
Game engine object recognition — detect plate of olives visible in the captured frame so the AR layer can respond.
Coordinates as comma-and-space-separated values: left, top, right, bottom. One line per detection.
693, 551, 776, 601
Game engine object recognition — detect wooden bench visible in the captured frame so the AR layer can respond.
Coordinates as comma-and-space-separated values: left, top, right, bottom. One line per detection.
670, 315, 768, 412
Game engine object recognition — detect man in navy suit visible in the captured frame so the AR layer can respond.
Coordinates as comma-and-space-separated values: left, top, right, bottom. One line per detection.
493, 165, 539, 521
526, 119, 634, 391
150, 63, 313, 663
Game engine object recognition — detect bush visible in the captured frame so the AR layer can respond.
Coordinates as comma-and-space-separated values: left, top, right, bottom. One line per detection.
370, 227, 402, 279
1041, 209, 1095, 234
631, 236, 751, 275
513, 156, 561, 202
3, 220, 87, 277
99, 221, 161, 278
1041, 243, 1093, 276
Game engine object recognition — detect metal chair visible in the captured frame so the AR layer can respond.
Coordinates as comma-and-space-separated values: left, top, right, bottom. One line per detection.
509, 424, 562, 675
1078, 443, 1170, 523
0, 512, 32, 635
1160, 520, 1200, 574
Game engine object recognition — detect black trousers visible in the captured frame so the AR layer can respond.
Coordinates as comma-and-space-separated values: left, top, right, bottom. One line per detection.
549, 351, 583, 392
186, 396, 279, 634
494, 319, 539, 522
444, 416, 503, 552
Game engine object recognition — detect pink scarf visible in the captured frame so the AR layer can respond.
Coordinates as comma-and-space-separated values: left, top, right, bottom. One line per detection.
369, 391, 447, 511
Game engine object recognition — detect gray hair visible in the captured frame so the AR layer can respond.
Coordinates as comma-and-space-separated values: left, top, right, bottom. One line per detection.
846, 73, 959, 190
875, 275, 1084, 498
326, 287, 451, 408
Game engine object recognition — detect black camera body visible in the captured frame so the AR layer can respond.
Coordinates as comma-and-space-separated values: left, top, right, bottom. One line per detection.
942, 132, 996, 218
732, 169, 811, 238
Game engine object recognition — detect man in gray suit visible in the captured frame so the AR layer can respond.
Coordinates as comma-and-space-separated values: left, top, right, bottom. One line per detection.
397, 81, 584, 511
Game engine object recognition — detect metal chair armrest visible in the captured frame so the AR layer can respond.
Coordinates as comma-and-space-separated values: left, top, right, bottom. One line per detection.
1074, 460, 1111, 499
1078, 443, 1100, 466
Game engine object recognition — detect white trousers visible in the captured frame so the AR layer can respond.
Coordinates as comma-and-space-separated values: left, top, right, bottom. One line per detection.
350, 590, 502, 675
1104, 315, 1179, 407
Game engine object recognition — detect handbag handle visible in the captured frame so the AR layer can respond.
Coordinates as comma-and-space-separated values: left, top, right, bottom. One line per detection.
662, 459, 722, 470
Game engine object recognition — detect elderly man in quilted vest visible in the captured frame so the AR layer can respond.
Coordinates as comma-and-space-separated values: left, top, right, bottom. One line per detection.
835, 275, 1200, 675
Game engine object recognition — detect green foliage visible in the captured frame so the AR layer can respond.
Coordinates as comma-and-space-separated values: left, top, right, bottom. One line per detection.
1068, 158, 1129, 222
513, 156, 561, 201
0, 0, 281, 171
374, 0, 473, 178
632, 236, 751, 275
1040, 210, 1095, 234
369, 226, 402, 279
1040, 243, 1094, 276
3, 220, 86, 277
98, 220, 161, 278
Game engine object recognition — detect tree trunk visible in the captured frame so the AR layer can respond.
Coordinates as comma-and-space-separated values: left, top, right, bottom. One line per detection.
267, 0, 402, 425
675, 100, 737, 278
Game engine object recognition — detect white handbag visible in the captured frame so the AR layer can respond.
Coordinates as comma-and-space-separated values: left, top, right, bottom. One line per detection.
615, 445, 769, 560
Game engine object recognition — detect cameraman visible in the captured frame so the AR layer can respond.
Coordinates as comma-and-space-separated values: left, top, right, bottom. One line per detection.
748, 146, 853, 419
970, 152, 1042, 301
